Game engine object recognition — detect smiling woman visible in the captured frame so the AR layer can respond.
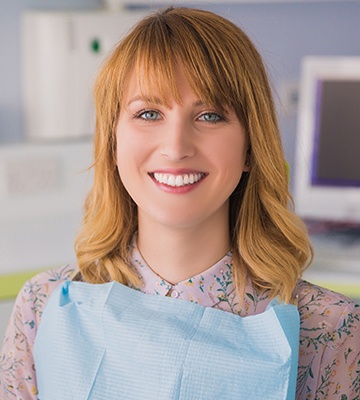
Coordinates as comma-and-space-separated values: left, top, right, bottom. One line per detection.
1, 6, 359, 400
78, 7, 303, 300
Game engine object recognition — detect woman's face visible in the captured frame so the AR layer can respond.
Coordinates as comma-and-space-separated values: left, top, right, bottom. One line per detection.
116, 68, 249, 232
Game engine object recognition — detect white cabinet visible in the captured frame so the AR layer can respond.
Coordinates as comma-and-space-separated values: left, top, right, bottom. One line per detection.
22, 10, 147, 140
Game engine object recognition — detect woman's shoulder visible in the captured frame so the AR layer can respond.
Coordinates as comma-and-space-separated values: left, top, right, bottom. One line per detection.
294, 278, 359, 339
27, 263, 76, 287
23, 263, 76, 297
1, 264, 76, 363
15, 264, 76, 329
294, 280, 360, 398
295, 279, 359, 309
295, 279, 359, 319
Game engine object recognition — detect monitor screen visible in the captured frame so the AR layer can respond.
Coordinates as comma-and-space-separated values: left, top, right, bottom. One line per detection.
312, 79, 360, 187
294, 57, 360, 222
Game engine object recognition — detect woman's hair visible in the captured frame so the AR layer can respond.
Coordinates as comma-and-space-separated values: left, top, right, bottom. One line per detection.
75, 6, 313, 303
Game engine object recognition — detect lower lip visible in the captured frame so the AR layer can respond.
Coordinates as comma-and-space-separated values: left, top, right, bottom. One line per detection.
150, 176, 206, 194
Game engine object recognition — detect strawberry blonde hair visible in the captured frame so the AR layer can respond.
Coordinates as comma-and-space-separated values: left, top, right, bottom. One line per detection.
75, 6, 313, 302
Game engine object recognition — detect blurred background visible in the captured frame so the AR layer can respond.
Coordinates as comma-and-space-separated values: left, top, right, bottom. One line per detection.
1, 0, 360, 341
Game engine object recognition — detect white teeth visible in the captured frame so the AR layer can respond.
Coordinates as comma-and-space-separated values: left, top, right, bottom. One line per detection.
153, 172, 204, 187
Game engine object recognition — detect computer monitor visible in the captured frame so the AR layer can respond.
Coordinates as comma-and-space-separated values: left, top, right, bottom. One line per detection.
294, 56, 360, 223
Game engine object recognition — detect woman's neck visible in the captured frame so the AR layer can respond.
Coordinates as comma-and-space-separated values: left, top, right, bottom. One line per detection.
137, 216, 230, 285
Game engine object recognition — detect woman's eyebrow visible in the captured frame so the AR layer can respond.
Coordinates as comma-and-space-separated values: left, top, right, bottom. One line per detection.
126, 96, 163, 106
193, 100, 205, 107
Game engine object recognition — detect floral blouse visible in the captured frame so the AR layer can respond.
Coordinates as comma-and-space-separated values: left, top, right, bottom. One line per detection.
1, 245, 359, 400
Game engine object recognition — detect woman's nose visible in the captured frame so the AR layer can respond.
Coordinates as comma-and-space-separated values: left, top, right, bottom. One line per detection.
160, 120, 196, 161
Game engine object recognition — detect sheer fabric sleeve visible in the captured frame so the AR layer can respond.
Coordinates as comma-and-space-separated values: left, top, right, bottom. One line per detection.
0, 266, 74, 400
0, 282, 40, 399
314, 301, 360, 399
296, 279, 360, 400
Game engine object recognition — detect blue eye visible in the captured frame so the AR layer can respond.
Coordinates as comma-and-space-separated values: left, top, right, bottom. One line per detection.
139, 110, 159, 120
199, 113, 222, 123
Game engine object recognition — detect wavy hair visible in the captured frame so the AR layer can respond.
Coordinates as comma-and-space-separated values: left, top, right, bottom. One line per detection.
75, 6, 313, 302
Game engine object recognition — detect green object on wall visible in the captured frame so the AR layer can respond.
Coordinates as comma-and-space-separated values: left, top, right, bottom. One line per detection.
0, 269, 46, 300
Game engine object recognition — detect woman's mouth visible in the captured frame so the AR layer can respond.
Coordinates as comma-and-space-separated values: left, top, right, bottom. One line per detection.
151, 172, 206, 187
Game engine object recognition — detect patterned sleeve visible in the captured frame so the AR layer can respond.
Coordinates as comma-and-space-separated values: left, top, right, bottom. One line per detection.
0, 266, 74, 400
315, 301, 360, 400
296, 280, 360, 400
0, 282, 40, 399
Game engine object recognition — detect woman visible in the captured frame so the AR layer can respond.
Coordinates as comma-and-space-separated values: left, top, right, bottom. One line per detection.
1, 7, 359, 399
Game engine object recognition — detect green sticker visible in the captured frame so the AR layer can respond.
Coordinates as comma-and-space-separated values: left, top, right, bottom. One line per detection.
91, 38, 101, 53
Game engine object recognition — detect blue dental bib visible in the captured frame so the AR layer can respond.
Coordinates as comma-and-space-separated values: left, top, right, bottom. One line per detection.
34, 281, 299, 399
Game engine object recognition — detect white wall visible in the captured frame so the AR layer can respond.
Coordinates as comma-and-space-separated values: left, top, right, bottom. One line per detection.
0, 141, 93, 274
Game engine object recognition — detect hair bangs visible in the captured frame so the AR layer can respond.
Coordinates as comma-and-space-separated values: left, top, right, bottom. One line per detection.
130, 18, 177, 107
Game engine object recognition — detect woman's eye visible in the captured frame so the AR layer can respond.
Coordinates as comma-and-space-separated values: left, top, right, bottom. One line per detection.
137, 110, 160, 121
198, 112, 222, 123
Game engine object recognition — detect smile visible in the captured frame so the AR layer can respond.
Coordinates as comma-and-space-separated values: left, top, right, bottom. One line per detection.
152, 172, 206, 187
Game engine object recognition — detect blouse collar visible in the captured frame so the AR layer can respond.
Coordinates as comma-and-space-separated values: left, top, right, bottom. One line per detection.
130, 242, 235, 308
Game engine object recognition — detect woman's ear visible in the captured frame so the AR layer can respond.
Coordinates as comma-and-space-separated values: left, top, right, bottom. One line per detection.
243, 148, 251, 172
